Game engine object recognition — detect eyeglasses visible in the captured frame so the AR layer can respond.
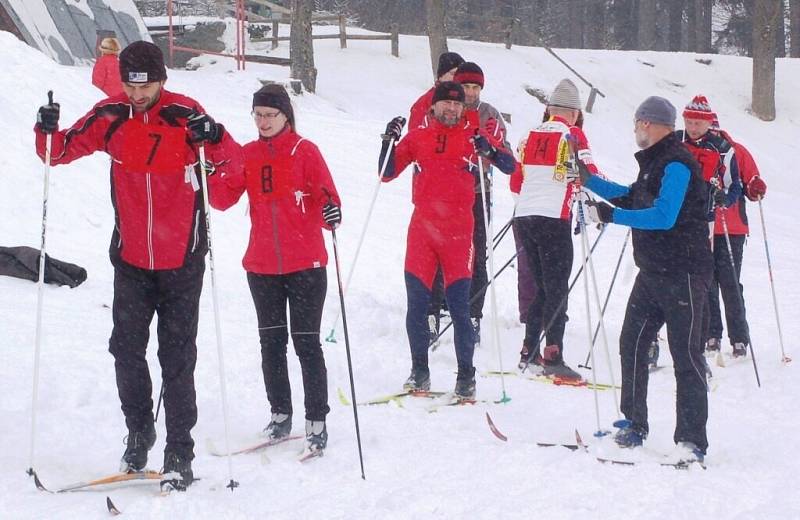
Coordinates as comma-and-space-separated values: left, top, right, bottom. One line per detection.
252, 110, 283, 121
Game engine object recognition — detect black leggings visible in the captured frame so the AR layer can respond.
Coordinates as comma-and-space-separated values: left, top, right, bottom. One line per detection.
247, 268, 329, 421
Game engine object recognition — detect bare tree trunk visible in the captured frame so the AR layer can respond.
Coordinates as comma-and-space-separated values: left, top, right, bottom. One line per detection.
290, 0, 317, 92
687, 0, 697, 50
568, 0, 584, 48
638, 0, 657, 50
668, 0, 684, 51
776, 0, 787, 57
752, 0, 782, 120
425, 0, 448, 80
792, 0, 800, 57
585, 0, 606, 49
695, 0, 712, 53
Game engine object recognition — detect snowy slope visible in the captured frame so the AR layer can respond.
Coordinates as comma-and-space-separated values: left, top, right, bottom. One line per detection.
1, 26, 799, 519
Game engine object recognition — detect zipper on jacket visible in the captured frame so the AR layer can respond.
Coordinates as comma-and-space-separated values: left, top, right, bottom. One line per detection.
144, 112, 155, 270
271, 200, 282, 274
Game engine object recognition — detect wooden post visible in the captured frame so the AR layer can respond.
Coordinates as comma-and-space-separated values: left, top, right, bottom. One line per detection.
585, 87, 598, 113
339, 14, 347, 49
272, 20, 279, 49
391, 23, 399, 57
505, 18, 513, 49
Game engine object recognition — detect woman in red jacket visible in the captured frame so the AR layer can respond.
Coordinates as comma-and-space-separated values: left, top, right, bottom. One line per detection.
215, 85, 341, 456
92, 37, 124, 97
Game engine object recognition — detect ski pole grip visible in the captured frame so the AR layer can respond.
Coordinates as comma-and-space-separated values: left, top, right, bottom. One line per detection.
47, 90, 53, 105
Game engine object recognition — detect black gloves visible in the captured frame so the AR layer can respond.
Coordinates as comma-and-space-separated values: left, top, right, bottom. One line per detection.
36, 91, 60, 134
473, 134, 496, 158
383, 116, 406, 141
585, 200, 614, 223
322, 201, 341, 228
187, 112, 223, 144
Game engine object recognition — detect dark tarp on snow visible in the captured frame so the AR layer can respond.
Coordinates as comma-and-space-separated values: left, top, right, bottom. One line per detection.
0, 246, 87, 288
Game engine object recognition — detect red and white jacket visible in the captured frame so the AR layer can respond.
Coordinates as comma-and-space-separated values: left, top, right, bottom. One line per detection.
213, 128, 340, 275
34, 90, 240, 270
715, 130, 760, 236
515, 116, 599, 220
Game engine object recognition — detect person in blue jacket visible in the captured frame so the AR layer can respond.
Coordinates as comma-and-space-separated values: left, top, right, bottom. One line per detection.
572, 96, 713, 463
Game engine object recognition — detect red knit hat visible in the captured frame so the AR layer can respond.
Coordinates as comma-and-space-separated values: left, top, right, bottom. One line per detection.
454, 62, 484, 88
683, 95, 714, 121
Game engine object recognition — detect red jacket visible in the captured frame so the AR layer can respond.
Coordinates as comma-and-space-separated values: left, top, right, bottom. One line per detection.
714, 130, 760, 235
34, 90, 240, 270
213, 128, 340, 275
91, 54, 124, 97
384, 117, 483, 220
408, 87, 435, 130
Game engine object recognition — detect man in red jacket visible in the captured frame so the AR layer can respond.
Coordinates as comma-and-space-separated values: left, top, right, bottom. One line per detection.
707, 114, 767, 359
380, 82, 516, 400
408, 51, 464, 130
33, 41, 240, 490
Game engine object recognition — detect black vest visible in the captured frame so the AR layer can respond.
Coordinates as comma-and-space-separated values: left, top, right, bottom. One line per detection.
621, 133, 712, 276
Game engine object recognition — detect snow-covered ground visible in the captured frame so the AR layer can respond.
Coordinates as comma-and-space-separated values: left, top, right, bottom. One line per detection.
1, 23, 799, 519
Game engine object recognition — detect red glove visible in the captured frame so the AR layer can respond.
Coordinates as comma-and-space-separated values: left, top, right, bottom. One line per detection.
746, 176, 767, 201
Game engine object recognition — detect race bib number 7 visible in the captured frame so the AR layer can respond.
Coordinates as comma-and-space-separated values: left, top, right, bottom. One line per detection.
120, 119, 189, 175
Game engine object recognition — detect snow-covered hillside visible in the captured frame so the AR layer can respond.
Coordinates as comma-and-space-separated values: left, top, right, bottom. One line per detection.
1, 25, 799, 519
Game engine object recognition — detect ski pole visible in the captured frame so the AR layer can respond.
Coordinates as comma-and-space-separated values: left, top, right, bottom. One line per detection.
519, 224, 606, 369
154, 384, 164, 422
330, 227, 366, 479
757, 199, 789, 363
574, 190, 619, 417
492, 218, 513, 250
719, 207, 761, 387
325, 132, 400, 343
574, 193, 605, 435
579, 228, 631, 369
477, 158, 509, 403
432, 251, 518, 346
197, 144, 238, 490
28, 90, 54, 481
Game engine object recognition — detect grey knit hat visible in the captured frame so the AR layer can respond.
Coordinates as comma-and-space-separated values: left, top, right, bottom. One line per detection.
635, 96, 676, 126
547, 79, 581, 110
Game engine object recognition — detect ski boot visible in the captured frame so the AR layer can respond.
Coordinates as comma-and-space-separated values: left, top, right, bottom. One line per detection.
732, 342, 748, 358
262, 412, 292, 441
160, 450, 193, 492
705, 338, 721, 354
539, 345, 581, 380
613, 419, 646, 448
676, 441, 705, 465
304, 420, 328, 455
454, 367, 476, 401
120, 421, 156, 473
403, 365, 431, 392
646, 337, 660, 370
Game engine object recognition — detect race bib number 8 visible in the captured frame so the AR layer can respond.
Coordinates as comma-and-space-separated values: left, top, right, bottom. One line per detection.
121, 120, 188, 175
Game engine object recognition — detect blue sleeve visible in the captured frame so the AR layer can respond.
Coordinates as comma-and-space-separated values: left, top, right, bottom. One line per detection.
585, 174, 630, 200
612, 162, 690, 230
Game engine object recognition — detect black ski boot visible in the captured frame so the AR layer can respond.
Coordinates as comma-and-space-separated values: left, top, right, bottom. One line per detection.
304, 420, 328, 454
120, 421, 156, 473
732, 342, 748, 358
454, 367, 476, 401
403, 365, 431, 392
161, 450, 194, 492
263, 412, 292, 441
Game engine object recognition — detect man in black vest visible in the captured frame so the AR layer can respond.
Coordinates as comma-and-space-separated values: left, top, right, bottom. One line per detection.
572, 96, 712, 463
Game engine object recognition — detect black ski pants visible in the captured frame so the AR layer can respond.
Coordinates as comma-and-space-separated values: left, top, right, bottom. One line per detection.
619, 270, 711, 452
428, 191, 489, 320
247, 268, 329, 421
108, 257, 204, 459
514, 215, 573, 357
707, 234, 749, 345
